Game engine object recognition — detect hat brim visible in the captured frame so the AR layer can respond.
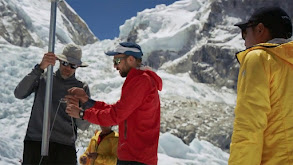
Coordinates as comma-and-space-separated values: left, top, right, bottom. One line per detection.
56, 54, 88, 67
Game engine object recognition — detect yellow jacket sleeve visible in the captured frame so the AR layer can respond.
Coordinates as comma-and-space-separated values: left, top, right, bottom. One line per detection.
229, 50, 271, 165
79, 133, 98, 165
94, 135, 118, 165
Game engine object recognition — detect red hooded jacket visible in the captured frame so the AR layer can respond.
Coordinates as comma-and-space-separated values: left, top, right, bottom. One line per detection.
84, 68, 163, 165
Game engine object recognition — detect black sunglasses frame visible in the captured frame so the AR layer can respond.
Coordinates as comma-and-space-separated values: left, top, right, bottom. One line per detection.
240, 22, 259, 39
60, 60, 78, 69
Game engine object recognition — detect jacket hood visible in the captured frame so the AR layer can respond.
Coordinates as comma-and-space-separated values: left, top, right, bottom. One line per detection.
145, 70, 163, 91
236, 40, 293, 65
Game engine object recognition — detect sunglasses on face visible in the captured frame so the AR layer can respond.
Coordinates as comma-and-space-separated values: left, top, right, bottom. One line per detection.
60, 60, 78, 69
113, 57, 128, 65
241, 22, 258, 40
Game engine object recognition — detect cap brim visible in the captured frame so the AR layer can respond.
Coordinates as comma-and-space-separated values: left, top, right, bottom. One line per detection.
104, 43, 143, 59
105, 51, 120, 56
234, 21, 249, 29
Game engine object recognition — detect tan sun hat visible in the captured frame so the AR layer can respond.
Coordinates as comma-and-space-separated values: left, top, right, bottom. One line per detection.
56, 44, 88, 67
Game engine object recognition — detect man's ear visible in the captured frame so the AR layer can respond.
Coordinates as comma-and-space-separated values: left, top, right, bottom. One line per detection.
129, 56, 140, 67
256, 23, 272, 41
127, 56, 135, 63
256, 23, 265, 34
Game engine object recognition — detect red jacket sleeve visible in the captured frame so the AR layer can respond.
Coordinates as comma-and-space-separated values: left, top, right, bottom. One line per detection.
84, 75, 151, 126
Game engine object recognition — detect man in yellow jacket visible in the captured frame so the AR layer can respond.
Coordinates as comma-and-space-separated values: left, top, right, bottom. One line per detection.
80, 126, 118, 165
229, 7, 293, 165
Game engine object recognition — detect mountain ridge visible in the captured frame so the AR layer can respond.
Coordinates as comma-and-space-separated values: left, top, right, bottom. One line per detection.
0, 0, 97, 48
119, 0, 293, 89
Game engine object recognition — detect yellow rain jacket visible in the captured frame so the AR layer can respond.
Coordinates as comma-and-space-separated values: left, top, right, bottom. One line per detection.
229, 40, 293, 165
80, 131, 119, 165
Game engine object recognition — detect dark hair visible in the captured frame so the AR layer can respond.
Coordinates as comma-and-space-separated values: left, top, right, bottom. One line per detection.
266, 20, 292, 39
132, 56, 142, 67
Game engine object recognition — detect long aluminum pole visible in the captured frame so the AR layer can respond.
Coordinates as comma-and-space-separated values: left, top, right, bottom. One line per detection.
41, 0, 58, 156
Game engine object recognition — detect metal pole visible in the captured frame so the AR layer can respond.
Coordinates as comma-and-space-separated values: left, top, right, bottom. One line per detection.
41, 0, 58, 156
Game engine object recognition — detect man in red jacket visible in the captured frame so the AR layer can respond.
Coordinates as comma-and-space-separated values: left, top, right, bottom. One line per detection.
65, 42, 163, 165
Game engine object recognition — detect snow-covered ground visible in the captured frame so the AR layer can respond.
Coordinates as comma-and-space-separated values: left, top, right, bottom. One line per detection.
77, 132, 229, 165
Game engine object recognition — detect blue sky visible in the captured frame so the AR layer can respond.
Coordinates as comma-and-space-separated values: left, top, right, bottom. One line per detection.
66, 0, 179, 40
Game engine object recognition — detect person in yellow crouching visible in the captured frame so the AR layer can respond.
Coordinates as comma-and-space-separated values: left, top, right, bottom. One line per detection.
80, 126, 118, 165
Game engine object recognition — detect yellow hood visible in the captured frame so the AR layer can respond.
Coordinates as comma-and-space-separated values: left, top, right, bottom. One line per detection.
236, 40, 293, 65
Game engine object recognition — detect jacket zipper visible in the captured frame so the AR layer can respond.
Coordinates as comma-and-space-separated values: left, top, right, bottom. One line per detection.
124, 120, 127, 139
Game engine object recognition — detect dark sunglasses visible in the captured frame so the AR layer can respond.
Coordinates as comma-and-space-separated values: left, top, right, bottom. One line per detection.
113, 57, 128, 65
60, 60, 78, 69
241, 22, 259, 39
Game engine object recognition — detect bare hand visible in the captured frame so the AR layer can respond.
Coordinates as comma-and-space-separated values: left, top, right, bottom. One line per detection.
87, 152, 98, 160
40, 52, 57, 70
79, 155, 87, 165
67, 87, 89, 103
65, 95, 79, 107
65, 103, 81, 118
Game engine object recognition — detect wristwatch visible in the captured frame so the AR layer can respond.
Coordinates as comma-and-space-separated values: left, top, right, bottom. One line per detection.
79, 109, 85, 120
